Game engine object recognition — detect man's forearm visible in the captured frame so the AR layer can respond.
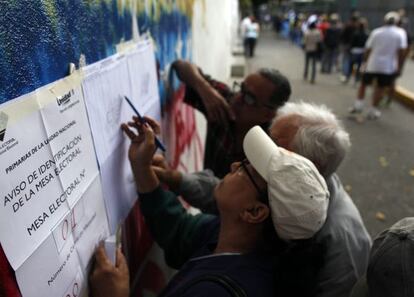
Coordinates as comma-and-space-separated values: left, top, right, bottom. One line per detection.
398, 49, 406, 72
171, 60, 210, 94
179, 170, 220, 214
363, 49, 371, 63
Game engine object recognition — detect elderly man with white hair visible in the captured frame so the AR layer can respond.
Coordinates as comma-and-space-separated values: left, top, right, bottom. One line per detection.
154, 101, 372, 297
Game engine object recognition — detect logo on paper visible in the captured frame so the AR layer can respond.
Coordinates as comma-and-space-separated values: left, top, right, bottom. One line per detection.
0, 112, 8, 142
56, 90, 74, 106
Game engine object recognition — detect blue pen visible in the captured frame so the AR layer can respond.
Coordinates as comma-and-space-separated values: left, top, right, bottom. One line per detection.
124, 96, 166, 152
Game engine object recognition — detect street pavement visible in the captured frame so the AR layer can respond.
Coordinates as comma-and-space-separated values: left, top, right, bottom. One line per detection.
246, 30, 414, 237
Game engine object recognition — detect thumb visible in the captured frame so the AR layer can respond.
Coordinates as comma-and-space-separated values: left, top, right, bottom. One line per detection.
153, 166, 168, 180
116, 248, 129, 276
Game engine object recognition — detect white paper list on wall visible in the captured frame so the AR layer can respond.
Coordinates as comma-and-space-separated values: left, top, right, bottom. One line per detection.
0, 38, 161, 297
82, 39, 161, 233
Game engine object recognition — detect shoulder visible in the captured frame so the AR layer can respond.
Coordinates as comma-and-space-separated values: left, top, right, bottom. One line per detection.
320, 175, 371, 243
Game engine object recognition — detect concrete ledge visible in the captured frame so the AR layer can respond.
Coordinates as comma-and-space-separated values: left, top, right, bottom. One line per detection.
230, 55, 246, 78
394, 85, 414, 111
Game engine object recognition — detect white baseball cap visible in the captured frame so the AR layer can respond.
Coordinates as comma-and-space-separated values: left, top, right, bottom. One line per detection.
384, 11, 400, 24
243, 126, 329, 240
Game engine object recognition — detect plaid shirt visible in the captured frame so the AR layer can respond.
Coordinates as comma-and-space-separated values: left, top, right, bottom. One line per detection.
184, 73, 244, 178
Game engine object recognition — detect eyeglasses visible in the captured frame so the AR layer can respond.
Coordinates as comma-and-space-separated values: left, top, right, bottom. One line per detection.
238, 159, 268, 203
232, 81, 276, 110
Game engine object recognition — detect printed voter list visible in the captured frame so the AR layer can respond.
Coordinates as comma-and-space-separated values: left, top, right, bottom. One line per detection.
0, 74, 99, 270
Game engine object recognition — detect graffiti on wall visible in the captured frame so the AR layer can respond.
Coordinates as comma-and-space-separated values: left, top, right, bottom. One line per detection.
0, 0, 195, 105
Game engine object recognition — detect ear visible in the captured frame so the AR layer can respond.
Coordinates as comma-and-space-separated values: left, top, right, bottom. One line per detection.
240, 202, 270, 224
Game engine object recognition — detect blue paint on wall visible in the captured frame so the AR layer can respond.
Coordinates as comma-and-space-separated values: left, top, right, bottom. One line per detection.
137, 9, 192, 105
0, 1, 192, 106
0, 0, 133, 104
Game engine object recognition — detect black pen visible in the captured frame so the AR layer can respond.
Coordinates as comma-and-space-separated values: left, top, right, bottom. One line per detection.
124, 96, 166, 152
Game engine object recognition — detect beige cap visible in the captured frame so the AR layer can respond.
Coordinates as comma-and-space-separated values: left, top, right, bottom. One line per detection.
243, 126, 329, 240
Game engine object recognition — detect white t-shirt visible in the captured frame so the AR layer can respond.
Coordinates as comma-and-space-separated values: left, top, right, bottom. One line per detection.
246, 23, 259, 39
241, 17, 251, 38
365, 25, 408, 74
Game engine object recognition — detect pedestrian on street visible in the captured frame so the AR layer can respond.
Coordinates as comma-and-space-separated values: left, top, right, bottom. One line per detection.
303, 22, 322, 84
321, 13, 342, 74
340, 15, 360, 82
350, 12, 408, 119
245, 17, 260, 57
346, 19, 369, 84
241, 14, 253, 57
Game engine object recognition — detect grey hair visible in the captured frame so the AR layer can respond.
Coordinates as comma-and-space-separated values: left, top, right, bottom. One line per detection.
258, 68, 291, 107
273, 101, 351, 177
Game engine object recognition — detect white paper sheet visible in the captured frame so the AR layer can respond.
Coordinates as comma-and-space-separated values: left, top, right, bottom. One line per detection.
0, 74, 99, 270
15, 176, 109, 297
82, 40, 161, 232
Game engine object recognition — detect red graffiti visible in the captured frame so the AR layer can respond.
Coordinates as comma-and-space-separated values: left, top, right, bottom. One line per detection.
165, 85, 203, 171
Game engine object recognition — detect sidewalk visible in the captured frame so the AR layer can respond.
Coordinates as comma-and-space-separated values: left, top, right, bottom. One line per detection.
395, 59, 414, 110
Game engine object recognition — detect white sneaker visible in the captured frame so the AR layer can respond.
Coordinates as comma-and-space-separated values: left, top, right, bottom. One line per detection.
349, 100, 364, 114
366, 108, 381, 120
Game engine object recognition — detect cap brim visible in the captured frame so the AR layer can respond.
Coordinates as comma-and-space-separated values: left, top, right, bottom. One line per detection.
243, 126, 279, 182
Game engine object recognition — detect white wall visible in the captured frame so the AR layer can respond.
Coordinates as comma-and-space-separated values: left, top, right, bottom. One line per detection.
174, 0, 239, 175
191, 0, 236, 81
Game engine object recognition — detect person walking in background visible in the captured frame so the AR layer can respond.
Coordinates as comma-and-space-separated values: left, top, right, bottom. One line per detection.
349, 12, 407, 120
346, 19, 369, 84
340, 15, 360, 82
245, 17, 260, 57
382, 12, 412, 106
321, 13, 342, 74
317, 14, 330, 39
241, 14, 252, 57
303, 22, 322, 84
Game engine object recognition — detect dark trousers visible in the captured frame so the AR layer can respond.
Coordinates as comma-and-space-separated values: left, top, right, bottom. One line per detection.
246, 38, 257, 57
347, 53, 364, 82
304, 51, 318, 82
321, 47, 338, 73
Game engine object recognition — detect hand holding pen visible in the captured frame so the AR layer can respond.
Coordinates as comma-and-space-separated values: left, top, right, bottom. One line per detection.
124, 96, 166, 152
121, 115, 161, 192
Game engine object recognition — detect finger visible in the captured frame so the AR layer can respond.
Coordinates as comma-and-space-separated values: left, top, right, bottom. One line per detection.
95, 244, 112, 268
128, 118, 145, 134
142, 122, 156, 147
115, 248, 128, 275
142, 116, 161, 134
152, 154, 166, 167
121, 124, 137, 140
152, 166, 167, 180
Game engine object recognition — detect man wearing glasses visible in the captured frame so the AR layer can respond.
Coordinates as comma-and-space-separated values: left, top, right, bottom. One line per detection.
171, 60, 291, 178
90, 121, 329, 297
